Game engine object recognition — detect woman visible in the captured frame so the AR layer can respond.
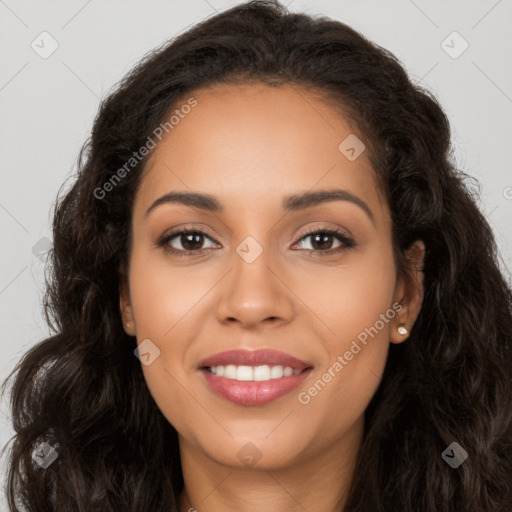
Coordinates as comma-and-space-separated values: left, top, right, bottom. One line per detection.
2, 1, 511, 510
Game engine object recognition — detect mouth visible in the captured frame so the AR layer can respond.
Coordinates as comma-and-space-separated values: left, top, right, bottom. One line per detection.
198, 349, 313, 406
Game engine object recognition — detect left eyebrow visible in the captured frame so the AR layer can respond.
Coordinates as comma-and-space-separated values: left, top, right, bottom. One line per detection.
283, 189, 374, 224
145, 188, 374, 224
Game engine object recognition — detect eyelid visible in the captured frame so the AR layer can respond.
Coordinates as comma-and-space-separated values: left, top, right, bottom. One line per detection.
158, 224, 220, 243
157, 224, 354, 256
291, 225, 354, 252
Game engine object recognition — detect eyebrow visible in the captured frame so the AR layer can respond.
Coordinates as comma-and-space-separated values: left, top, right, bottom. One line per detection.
145, 188, 374, 223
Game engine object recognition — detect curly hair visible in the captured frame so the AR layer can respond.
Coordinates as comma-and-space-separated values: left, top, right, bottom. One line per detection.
2, 1, 512, 510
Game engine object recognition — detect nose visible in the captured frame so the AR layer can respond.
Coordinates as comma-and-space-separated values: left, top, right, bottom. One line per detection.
215, 245, 295, 330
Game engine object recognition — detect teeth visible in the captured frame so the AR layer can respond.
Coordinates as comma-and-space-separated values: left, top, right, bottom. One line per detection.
254, 365, 270, 381
225, 364, 237, 379
208, 364, 301, 381
270, 365, 283, 379
236, 365, 253, 381
283, 366, 293, 377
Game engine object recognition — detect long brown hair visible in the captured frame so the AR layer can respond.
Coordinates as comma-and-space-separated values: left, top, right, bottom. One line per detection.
3, 1, 512, 510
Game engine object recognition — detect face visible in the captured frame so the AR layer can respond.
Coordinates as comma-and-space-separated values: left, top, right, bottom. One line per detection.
120, 82, 424, 471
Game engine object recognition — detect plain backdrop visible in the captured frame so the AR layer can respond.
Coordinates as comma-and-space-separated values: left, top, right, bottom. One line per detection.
1, 0, 511, 505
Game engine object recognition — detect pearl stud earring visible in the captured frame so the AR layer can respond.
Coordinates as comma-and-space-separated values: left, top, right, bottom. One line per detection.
397, 324, 408, 336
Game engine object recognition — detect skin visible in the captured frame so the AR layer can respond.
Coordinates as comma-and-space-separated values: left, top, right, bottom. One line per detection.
119, 82, 425, 512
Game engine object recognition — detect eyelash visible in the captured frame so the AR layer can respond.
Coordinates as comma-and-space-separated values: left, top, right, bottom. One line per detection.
156, 225, 355, 257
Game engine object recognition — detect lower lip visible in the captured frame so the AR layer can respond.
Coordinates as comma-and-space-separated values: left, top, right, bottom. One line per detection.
201, 368, 312, 406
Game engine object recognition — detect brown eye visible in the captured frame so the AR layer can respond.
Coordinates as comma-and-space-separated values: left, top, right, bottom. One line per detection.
292, 227, 354, 255
157, 229, 218, 255
300, 232, 339, 251
157, 226, 354, 257
176, 232, 206, 251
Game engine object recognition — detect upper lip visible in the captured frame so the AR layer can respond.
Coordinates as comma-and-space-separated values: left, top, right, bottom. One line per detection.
198, 349, 312, 370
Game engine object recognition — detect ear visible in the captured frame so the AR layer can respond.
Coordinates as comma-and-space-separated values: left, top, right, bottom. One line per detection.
390, 240, 425, 344
119, 279, 136, 336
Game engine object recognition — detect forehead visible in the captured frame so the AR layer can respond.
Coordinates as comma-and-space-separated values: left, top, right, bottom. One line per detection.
135, 82, 386, 218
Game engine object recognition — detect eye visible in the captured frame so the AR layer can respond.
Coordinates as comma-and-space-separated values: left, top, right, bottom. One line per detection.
157, 228, 218, 256
157, 226, 354, 257
292, 226, 354, 255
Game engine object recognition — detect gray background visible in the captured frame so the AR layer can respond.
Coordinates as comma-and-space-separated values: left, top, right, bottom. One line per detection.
1, 0, 511, 504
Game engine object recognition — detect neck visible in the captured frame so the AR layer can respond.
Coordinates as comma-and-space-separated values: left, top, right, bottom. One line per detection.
178, 416, 364, 512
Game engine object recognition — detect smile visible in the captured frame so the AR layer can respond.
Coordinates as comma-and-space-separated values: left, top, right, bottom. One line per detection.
198, 349, 313, 406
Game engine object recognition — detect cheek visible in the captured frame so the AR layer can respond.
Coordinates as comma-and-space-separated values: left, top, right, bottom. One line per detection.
127, 250, 216, 432
298, 246, 396, 415
128, 251, 206, 337
300, 242, 397, 343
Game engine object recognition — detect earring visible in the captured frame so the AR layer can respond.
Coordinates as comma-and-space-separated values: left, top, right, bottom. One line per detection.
397, 323, 408, 336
